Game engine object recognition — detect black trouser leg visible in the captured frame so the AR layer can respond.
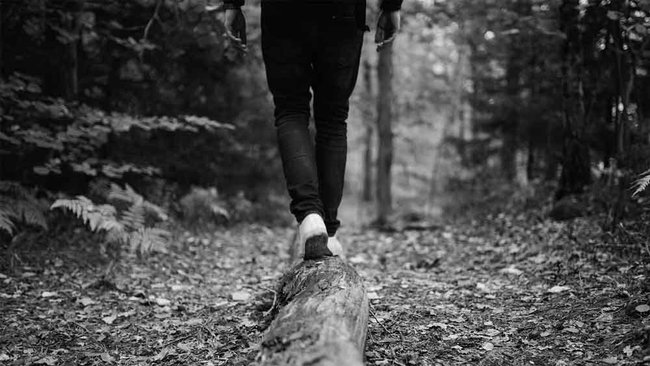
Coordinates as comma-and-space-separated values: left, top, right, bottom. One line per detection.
261, 2, 364, 229
313, 3, 364, 235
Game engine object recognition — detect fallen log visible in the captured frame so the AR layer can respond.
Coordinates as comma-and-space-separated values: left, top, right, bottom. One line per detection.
260, 256, 369, 366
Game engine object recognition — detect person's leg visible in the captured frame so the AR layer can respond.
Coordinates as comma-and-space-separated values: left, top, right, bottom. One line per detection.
312, 2, 365, 236
261, 3, 324, 225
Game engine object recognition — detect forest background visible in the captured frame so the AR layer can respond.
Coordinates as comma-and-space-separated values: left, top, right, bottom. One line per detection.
1, 0, 650, 256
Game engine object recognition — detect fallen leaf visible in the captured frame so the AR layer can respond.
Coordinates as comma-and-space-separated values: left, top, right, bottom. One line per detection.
100, 353, 115, 362
348, 255, 367, 264
623, 345, 636, 357
102, 315, 117, 324
482, 342, 494, 351
118, 310, 135, 318
635, 304, 650, 313
170, 284, 191, 292
152, 347, 172, 362
485, 329, 500, 337
429, 322, 448, 330
548, 285, 571, 293
35, 356, 57, 365
177, 343, 192, 352
563, 326, 579, 333
155, 298, 171, 306
41, 291, 58, 298
540, 330, 552, 337
499, 266, 523, 275
367, 292, 380, 300
231, 291, 251, 301
184, 318, 203, 326
78, 297, 95, 306
602, 356, 618, 364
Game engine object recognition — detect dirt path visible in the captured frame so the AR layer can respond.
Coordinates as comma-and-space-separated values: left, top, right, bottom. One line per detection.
1, 213, 648, 365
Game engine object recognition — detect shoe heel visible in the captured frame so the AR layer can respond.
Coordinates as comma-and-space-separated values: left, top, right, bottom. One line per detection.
303, 233, 331, 260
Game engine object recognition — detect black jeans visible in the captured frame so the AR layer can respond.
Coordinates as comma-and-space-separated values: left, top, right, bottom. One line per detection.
261, 1, 365, 236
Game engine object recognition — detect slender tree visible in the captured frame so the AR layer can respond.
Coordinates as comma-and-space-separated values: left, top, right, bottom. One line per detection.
376, 43, 394, 225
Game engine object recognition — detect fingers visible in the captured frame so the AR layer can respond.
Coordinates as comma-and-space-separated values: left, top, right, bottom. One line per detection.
375, 27, 397, 51
225, 29, 248, 53
375, 25, 384, 44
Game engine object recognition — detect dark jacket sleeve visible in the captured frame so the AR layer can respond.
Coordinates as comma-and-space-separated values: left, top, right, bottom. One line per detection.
223, 0, 244, 8
380, 0, 403, 11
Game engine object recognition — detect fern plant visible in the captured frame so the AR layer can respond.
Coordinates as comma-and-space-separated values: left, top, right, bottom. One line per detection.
51, 184, 169, 254
632, 169, 650, 197
0, 181, 48, 236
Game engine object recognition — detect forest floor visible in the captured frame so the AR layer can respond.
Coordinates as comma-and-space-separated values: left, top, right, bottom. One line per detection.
1, 204, 649, 365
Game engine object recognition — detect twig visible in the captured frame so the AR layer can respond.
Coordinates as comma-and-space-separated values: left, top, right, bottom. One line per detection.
261, 286, 278, 317
201, 324, 217, 341
163, 333, 194, 348
71, 321, 90, 333
143, 0, 162, 42
368, 303, 390, 335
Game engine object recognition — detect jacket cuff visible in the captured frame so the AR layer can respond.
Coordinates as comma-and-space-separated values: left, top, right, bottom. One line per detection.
380, 0, 402, 12
223, 0, 244, 8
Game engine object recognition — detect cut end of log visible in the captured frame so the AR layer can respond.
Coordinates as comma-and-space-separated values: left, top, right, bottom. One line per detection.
260, 257, 369, 366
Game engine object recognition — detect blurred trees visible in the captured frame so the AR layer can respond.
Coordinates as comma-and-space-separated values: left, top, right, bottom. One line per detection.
2, 0, 649, 239
416, 0, 649, 212
1, 0, 284, 243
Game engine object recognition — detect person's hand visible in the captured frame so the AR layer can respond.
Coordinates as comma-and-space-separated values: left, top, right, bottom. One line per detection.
375, 10, 400, 51
224, 8, 247, 53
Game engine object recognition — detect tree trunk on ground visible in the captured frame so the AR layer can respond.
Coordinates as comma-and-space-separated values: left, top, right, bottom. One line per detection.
375, 44, 394, 225
362, 59, 374, 202
261, 239, 369, 366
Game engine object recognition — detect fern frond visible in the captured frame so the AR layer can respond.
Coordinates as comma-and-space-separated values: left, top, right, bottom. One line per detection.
108, 183, 144, 205
0, 182, 48, 232
7, 199, 48, 229
129, 227, 169, 254
0, 208, 15, 235
105, 226, 128, 245
51, 196, 119, 234
143, 201, 168, 222
20, 205, 47, 229
0, 181, 28, 197
632, 169, 650, 197
51, 196, 93, 220
121, 204, 145, 230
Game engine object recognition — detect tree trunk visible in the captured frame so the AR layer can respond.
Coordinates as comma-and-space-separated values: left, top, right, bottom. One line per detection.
260, 257, 368, 366
0, 1, 3, 77
501, 0, 527, 182
375, 44, 394, 225
262, 237, 369, 366
526, 135, 534, 181
557, 0, 591, 198
63, 0, 84, 100
362, 59, 374, 202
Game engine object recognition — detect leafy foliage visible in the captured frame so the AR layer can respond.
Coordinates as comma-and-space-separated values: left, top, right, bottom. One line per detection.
1, 72, 234, 182
51, 184, 170, 254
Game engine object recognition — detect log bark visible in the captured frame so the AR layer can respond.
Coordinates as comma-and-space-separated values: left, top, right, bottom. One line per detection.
260, 257, 369, 366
